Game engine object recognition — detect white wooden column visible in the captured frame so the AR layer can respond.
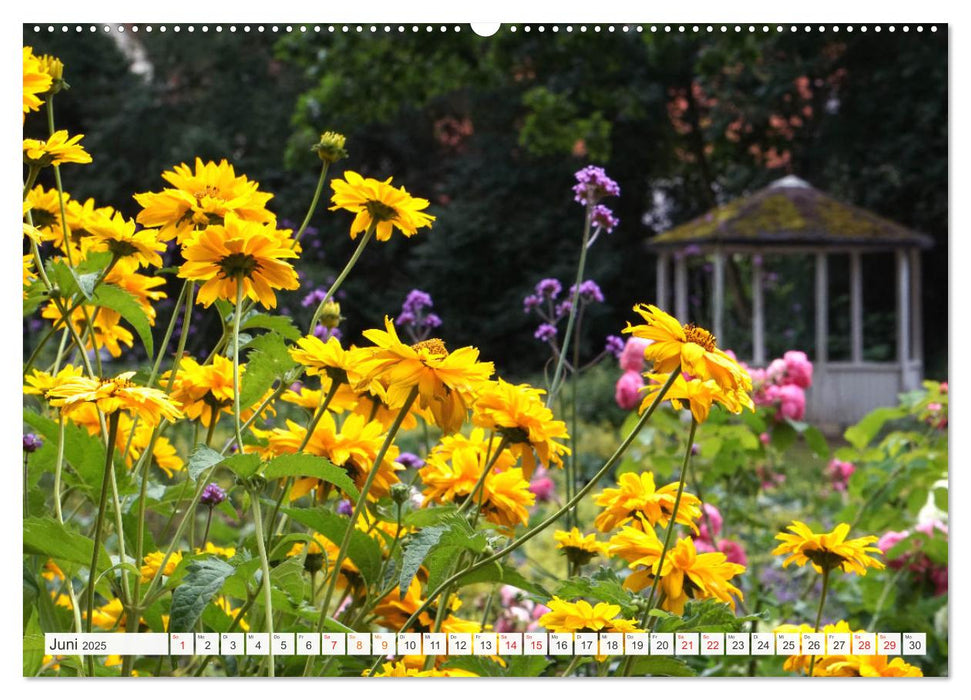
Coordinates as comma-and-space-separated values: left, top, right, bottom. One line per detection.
674, 255, 688, 322
815, 252, 828, 365
910, 248, 923, 365
656, 253, 669, 309
752, 259, 765, 366
896, 249, 910, 364
850, 251, 864, 364
712, 250, 725, 343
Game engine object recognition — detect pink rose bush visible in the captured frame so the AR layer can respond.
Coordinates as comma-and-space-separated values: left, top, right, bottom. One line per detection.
747, 350, 813, 422
877, 520, 948, 596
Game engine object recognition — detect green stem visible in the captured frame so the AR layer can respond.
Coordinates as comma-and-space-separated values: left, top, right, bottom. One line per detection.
364, 367, 682, 677
84, 412, 119, 674
308, 221, 376, 333
250, 492, 275, 677
547, 204, 592, 404
305, 385, 419, 676
623, 418, 698, 676
294, 162, 330, 244
232, 277, 245, 452
808, 567, 831, 677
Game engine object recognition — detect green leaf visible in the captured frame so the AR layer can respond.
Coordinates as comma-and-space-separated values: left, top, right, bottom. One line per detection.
77, 271, 100, 299
187, 444, 226, 481
505, 656, 551, 677
242, 313, 301, 341
770, 420, 796, 452
844, 406, 906, 450
24, 516, 111, 570
453, 561, 551, 599
169, 557, 236, 632
221, 453, 262, 479
399, 517, 487, 595
400, 505, 460, 528
281, 506, 382, 585
23, 611, 44, 677
270, 555, 308, 603
554, 568, 638, 617
803, 425, 830, 458
262, 453, 359, 501
23, 410, 105, 490
652, 598, 761, 634
239, 332, 296, 408
441, 656, 505, 677
628, 656, 696, 677
90, 284, 154, 357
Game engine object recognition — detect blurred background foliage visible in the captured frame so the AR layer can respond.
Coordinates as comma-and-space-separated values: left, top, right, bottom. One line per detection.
24, 25, 947, 378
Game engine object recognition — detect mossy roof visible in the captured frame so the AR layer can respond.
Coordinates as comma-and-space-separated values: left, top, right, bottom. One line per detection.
649, 176, 933, 250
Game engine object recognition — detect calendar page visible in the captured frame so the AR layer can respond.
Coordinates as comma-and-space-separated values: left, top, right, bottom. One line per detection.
20, 12, 949, 684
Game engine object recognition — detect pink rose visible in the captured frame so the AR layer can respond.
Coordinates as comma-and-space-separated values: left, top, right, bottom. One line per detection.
718, 539, 748, 567
826, 459, 855, 492
619, 337, 651, 372
915, 519, 948, 538
775, 384, 806, 421
940, 382, 948, 394
615, 370, 645, 410
759, 432, 771, 446
766, 358, 787, 384
698, 503, 723, 542
528, 467, 555, 503
877, 529, 911, 568
782, 350, 813, 388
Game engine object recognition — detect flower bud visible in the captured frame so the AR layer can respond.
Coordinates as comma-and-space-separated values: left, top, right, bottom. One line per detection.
39, 55, 68, 95
318, 300, 342, 330
390, 482, 410, 506
23, 433, 43, 453
312, 131, 348, 164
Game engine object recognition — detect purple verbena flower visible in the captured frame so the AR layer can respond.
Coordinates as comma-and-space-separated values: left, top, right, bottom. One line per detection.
313, 324, 341, 341
572, 165, 620, 206
23, 433, 42, 453
523, 294, 541, 314
336, 499, 354, 516
555, 300, 572, 318
571, 280, 605, 304
535, 278, 562, 300
402, 289, 434, 315
396, 311, 417, 326
301, 288, 328, 308
605, 335, 625, 358
424, 313, 442, 329
397, 452, 425, 469
590, 204, 619, 233
200, 483, 227, 508
534, 323, 558, 343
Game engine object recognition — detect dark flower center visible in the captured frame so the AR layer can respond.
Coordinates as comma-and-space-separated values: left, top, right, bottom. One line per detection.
365, 199, 399, 222
683, 323, 717, 352
218, 252, 261, 279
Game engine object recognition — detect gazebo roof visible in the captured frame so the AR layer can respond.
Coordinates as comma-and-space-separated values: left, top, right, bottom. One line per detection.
648, 175, 933, 250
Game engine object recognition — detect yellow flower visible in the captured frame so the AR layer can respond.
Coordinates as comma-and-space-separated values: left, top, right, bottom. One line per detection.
772, 521, 885, 575
261, 412, 402, 501
63, 197, 117, 255
555, 528, 608, 566
624, 304, 751, 395
139, 550, 183, 582
374, 578, 480, 634
105, 258, 168, 324
641, 372, 753, 424
23, 130, 92, 167
593, 471, 702, 534
479, 468, 535, 530
41, 302, 134, 358
213, 596, 249, 632
330, 170, 435, 241
41, 559, 65, 582
196, 542, 237, 559
471, 378, 571, 478
357, 317, 494, 433
289, 334, 362, 384
87, 597, 125, 630
612, 530, 746, 614
421, 428, 517, 499
24, 185, 67, 243
24, 364, 85, 398
23, 255, 37, 296
23, 47, 53, 118
47, 371, 183, 425
164, 354, 238, 427
281, 381, 359, 415
134, 158, 276, 243
538, 597, 642, 635
178, 213, 299, 308
851, 655, 923, 677
370, 662, 477, 678
86, 212, 165, 268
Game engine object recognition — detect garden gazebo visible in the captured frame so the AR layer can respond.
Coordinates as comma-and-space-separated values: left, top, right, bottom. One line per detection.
648, 175, 933, 425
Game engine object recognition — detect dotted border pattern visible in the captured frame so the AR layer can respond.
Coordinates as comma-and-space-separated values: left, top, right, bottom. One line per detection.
28, 23, 942, 35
